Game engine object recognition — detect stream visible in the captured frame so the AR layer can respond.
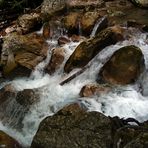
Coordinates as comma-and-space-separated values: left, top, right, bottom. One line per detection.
0, 26, 148, 147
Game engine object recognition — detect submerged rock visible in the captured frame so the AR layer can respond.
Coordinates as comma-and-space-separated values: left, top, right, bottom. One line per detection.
46, 48, 65, 75
31, 103, 113, 148
64, 26, 124, 73
0, 130, 21, 148
1, 32, 48, 78
99, 45, 145, 85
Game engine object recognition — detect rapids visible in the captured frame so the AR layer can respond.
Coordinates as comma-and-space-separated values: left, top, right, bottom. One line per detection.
0, 27, 148, 147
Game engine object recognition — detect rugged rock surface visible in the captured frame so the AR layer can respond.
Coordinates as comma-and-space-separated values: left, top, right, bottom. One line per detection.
46, 48, 65, 75
0, 130, 21, 148
79, 84, 111, 97
99, 45, 145, 85
16, 89, 40, 107
64, 26, 124, 73
31, 103, 113, 148
41, 0, 66, 19
1, 32, 48, 78
17, 13, 42, 34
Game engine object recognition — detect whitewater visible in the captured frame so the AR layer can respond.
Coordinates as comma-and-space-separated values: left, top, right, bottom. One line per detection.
0, 27, 148, 147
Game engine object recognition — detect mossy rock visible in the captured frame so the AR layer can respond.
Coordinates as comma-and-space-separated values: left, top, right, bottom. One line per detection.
99, 45, 145, 85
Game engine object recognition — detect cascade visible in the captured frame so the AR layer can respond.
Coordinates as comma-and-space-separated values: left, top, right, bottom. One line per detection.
0, 27, 148, 147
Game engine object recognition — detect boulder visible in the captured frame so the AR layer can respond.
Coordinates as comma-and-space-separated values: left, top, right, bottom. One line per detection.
63, 11, 108, 36
42, 22, 53, 39
64, 26, 124, 73
41, 0, 66, 19
46, 48, 65, 75
99, 45, 145, 85
17, 13, 42, 34
0, 130, 21, 148
31, 103, 113, 148
79, 84, 111, 97
16, 89, 39, 107
58, 36, 70, 46
130, 0, 148, 8
1, 32, 48, 78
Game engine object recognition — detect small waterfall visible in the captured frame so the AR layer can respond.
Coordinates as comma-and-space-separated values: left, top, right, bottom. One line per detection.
0, 28, 148, 147
90, 15, 107, 38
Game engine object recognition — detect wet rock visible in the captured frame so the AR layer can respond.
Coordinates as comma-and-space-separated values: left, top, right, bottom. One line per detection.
42, 22, 53, 39
63, 11, 108, 36
130, 0, 148, 8
99, 45, 145, 85
16, 89, 39, 107
41, 0, 66, 19
80, 84, 111, 97
71, 34, 86, 42
1, 32, 48, 78
17, 13, 42, 34
0, 84, 16, 105
0, 130, 21, 148
64, 25, 124, 73
46, 48, 65, 75
31, 103, 113, 148
58, 36, 70, 46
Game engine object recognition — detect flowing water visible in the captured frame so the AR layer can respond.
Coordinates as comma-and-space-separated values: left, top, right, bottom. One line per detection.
0, 27, 148, 147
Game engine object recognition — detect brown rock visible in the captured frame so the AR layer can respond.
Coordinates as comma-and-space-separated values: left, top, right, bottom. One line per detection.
31, 103, 113, 148
42, 22, 53, 39
80, 84, 111, 97
58, 36, 70, 46
46, 48, 65, 75
99, 45, 145, 85
1, 32, 48, 78
17, 13, 42, 34
64, 26, 124, 73
0, 130, 21, 148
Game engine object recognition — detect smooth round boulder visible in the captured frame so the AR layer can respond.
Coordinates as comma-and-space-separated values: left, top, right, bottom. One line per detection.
99, 45, 145, 85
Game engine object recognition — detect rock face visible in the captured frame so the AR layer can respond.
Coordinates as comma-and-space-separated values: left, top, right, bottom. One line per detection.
31, 103, 113, 148
79, 84, 111, 97
0, 130, 21, 148
1, 32, 48, 78
46, 48, 65, 75
17, 13, 42, 34
99, 45, 145, 85
130, 0, 148, 8
64, 26, 124, 73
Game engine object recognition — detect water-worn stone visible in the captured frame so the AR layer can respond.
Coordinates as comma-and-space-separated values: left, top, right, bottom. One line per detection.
58, 36, 70, 46
46, 48, 65, 75
17, 13, 42, 34
16, 89, 39, 107
80, 84, 111, 97
1, 32, 48, 78
31, 103, 113, 148
0, 130, 21, 148
64, 26, 124, 73
99, 45, 145, 85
